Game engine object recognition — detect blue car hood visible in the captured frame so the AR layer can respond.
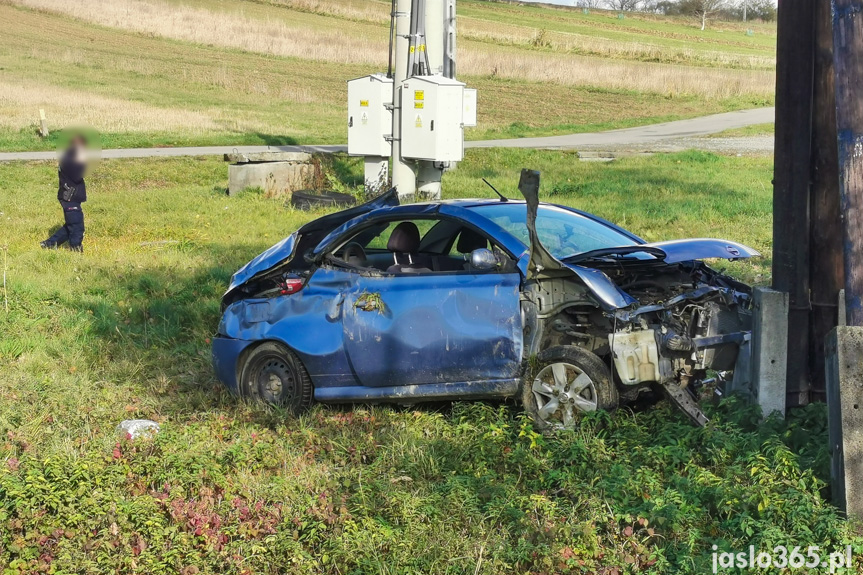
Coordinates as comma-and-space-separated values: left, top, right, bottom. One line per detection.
643, 238, 760, 263
558, 239, 759, 310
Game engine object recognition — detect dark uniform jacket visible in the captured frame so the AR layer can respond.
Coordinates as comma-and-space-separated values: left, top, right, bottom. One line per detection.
58, 149, 87, 203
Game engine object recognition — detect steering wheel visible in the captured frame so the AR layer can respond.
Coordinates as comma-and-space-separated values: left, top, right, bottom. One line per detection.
342, 242, 367, 267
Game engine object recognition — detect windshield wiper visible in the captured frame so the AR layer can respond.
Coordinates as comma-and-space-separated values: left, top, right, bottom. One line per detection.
561, 245, 667, 264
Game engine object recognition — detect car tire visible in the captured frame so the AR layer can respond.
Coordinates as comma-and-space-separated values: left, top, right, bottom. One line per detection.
290, 190, 356, 211
239, 342, 314, 414
521, 345, 618, 431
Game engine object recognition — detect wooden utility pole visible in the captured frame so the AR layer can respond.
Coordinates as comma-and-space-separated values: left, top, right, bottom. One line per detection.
809, 0, 844, 400
772, 0, 816, 407
833, 0, 863, 326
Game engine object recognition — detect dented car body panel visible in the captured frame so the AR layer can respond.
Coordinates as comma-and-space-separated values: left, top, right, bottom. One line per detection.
224, 189, 400, 302
218, 267, 523, 401
559, 264, 638, 310
213, 176, 760, 424
227, 232, 299, 294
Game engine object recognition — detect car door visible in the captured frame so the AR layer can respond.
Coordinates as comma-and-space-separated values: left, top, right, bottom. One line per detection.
340, 270, 523, 388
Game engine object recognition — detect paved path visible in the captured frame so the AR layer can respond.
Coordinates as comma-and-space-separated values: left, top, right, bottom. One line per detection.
0, 107, 774, 162
469, 107, 774, 150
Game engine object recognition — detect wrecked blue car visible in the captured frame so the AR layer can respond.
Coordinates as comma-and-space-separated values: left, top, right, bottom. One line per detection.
213, 170, 759, 429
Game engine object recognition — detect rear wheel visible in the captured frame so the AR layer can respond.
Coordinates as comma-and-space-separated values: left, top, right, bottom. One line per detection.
522, 345, 618, 431
239, 342, 314, 414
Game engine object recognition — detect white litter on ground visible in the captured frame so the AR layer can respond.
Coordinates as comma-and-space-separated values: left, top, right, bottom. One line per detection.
117, 419, 160, 439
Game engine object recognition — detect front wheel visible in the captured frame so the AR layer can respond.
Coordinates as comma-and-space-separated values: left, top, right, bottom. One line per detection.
522, 345, 618, 431
239, 342, 314, 415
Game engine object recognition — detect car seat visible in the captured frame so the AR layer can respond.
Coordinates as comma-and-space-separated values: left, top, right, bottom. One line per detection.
386, 222, 432, 273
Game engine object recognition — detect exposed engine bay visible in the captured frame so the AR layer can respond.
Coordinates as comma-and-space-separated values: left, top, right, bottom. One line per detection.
517, 169, 753, 426
524, 259, 751, 425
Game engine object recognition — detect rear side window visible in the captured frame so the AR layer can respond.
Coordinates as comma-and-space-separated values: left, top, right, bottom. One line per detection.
357, 219, 438, 251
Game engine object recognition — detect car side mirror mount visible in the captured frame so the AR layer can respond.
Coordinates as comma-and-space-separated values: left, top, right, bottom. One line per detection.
470, 248, 498, 271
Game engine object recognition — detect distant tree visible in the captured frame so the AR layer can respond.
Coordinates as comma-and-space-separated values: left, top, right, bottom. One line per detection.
578, 0, 604, 8
678, 0, 728, 29
605, 0, 643, 11
655, 0, 684, 14
729, 0, 776, 21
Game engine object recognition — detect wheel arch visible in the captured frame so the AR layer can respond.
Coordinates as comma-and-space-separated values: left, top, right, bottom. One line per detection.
236, 338, 312, 386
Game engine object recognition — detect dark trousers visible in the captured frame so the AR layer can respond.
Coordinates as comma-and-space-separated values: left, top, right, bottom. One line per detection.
47, 201, 85, 247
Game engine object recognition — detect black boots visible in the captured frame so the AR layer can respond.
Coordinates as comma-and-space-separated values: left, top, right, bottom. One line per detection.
40, 241, 82, 253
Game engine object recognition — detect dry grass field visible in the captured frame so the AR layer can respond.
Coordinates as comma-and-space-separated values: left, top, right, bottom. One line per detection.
0, 0, 775, 150
11, 0, 774, 97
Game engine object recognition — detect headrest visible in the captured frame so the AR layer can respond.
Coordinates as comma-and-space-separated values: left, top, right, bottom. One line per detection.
457, 227, 487, 253
387, 222, 421, 253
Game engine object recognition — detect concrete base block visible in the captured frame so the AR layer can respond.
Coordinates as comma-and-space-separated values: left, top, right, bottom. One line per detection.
228, 161, 315, 197
751, 287, 789, 418
224, 151, 311, 164
825, 326, 863, 520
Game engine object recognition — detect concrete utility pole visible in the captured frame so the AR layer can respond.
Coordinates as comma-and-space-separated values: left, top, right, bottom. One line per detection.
416, 0, 446, 199
349, 0, 468, 201
772, 0, 815, 408
391, 0, 417, 197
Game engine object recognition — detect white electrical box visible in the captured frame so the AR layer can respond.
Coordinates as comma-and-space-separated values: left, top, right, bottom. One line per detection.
463, 88, 477, 128
401, 75, 465, 163
347, 74, 393, 157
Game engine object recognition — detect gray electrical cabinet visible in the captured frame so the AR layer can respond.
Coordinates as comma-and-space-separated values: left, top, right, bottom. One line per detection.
347, 74, 393, 157
463, 88, 477, 128
401, 76, 465, 162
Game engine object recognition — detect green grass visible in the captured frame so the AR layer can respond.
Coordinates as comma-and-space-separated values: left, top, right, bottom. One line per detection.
1, 150, 860, 574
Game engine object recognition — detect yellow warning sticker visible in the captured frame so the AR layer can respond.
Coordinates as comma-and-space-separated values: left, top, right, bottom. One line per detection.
414, 102, 424, 109
359, 100, 369, 107
419, 44, 426, 52
409, 46, 415, 53
414, 90, 424, 101
415, 115, 423, 128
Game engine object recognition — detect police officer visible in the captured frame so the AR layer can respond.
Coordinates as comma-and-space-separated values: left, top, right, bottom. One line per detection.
41, 135, 88, 252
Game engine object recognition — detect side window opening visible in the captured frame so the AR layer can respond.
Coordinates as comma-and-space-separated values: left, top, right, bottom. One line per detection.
328, 217, 513, 275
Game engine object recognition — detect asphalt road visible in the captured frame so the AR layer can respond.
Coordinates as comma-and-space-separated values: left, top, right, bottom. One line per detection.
0, 107, 774, 162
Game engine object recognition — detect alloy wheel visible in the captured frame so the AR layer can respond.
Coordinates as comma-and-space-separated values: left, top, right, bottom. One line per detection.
531, 362, 598, 429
